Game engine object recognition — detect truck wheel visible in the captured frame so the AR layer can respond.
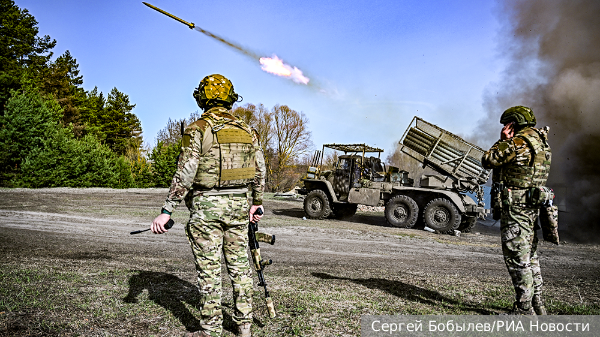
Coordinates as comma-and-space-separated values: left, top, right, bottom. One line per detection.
333, 203, 358, 219
385, 195, 419, 228
304, 189, 332, 219
423, 198, 461, 233
457, 215, 477, 233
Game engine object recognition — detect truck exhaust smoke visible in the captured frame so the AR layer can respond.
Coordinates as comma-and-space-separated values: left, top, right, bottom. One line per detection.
475, 0, 600, 242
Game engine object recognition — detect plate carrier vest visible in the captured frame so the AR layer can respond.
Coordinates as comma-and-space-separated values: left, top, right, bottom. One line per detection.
500, 127, 551, 189
190, 111, 256, 190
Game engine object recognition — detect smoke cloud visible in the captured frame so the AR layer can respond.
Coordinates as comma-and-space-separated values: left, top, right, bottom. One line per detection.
475, 0, 600, 242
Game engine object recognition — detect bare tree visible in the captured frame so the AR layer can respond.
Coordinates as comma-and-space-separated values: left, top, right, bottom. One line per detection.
271, 104, 313, 191
231, 103, 257, 126
386, 141, 436, 180
321, 151, 339, 171
155, 111, 201, 146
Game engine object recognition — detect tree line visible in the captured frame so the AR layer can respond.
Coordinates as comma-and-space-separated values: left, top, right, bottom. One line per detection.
0, 0, 313, 191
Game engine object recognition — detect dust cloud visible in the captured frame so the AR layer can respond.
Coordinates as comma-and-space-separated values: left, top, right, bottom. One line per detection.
474, 0, 600, 242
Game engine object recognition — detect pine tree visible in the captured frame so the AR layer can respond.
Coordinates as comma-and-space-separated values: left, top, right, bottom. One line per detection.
0, 88, 62, 185
0, 0, 56, 115
38, 50, 86, 134
100, 87, 142, 155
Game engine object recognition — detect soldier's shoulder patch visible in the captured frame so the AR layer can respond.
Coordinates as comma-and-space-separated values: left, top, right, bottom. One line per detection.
182, 134, 191, 148
186, 119, 209, 133
183, 120, 210, 148
497, 141, 510, 152
512, 136, 528, 147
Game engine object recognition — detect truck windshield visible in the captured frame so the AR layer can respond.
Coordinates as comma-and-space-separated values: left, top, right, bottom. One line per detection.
338, 158, 350, 170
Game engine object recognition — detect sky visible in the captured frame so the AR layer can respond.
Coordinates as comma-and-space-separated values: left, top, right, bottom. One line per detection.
16, 0, 505, 155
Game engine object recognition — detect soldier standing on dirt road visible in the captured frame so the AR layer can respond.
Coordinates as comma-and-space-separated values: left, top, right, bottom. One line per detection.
152, 74, 266, 337
482, 106, 552, 315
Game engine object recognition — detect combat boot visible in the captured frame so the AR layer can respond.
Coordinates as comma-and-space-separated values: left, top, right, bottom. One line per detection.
501, 302, 535, 315
532, 295, 547, 315
238, 322, 251, 337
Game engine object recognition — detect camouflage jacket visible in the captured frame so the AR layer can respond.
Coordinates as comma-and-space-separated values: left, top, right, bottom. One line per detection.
162, 107, 266, 213
482, 126, 551, 188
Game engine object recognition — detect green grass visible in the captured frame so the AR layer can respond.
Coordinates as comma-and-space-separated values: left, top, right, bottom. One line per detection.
1, 259, 599, 336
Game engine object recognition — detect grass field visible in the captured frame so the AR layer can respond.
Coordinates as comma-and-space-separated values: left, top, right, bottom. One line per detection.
1, 189, 599, 336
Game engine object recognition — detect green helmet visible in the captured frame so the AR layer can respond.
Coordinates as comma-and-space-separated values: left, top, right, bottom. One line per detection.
193, 74, 241, 110
500, 106, 536, 127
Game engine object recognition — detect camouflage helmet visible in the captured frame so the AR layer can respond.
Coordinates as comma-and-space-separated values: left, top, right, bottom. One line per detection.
500, 106, 536, 127
193, 74, 241, 110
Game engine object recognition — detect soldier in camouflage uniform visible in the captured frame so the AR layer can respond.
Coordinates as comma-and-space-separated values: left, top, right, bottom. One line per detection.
482, 106, 552, 315
152, 74, 266, 337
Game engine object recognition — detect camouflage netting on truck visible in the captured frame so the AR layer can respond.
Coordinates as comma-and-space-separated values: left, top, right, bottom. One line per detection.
400, 117, 490, 185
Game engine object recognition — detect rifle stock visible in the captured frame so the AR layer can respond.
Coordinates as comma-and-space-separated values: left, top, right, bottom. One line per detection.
248, 208, 276, 318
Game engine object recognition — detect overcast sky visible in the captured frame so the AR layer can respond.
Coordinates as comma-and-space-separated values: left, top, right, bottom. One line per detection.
16, 0, 505, 154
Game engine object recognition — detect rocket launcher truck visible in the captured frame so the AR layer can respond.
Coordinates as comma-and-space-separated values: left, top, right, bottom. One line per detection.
300, 117, 491, 233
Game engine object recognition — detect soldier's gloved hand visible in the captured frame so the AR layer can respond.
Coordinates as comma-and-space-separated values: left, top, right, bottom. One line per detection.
151, 213, 171, 234
249, 205, 264, 223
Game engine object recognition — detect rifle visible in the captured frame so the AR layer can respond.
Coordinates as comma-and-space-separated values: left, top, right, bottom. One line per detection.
491, 181, 504, 220
248, 208, 276, 318
130, 219, 174, 235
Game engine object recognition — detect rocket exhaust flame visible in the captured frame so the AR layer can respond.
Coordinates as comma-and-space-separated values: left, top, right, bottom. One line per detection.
143, 2, 311, 86
260, 55, 310, 85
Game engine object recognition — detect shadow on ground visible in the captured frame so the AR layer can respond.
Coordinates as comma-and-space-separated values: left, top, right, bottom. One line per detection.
312, 272, 501, 314
270, 207, 305, 219
271, 206, 389, 227
123, 270, 244, 334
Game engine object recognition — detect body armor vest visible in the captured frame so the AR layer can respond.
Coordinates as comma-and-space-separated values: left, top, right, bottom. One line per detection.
501, 127, 551, 189
191, 110, 256, 190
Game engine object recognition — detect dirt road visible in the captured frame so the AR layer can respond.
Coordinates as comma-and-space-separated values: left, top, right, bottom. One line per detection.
1, 188, 599, 336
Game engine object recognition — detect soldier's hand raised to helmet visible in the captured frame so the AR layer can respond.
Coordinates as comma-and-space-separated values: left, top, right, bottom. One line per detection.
501, 122, 514, 140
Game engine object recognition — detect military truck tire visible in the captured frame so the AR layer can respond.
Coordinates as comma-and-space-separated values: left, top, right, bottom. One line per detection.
333, 203, 358, 219
423, 198, 461, 233
385, 195, 419, 228
458, 215, 477, 233
304, 189, 332, 219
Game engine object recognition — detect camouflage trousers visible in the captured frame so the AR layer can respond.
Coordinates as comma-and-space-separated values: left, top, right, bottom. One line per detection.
501, 203, 543, 310
184, 193, 253, 337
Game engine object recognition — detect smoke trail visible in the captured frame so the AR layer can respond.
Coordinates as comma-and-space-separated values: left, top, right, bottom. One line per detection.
194, 26, 261, 61
193, 26, 315, 87
475, 0, 600, 242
